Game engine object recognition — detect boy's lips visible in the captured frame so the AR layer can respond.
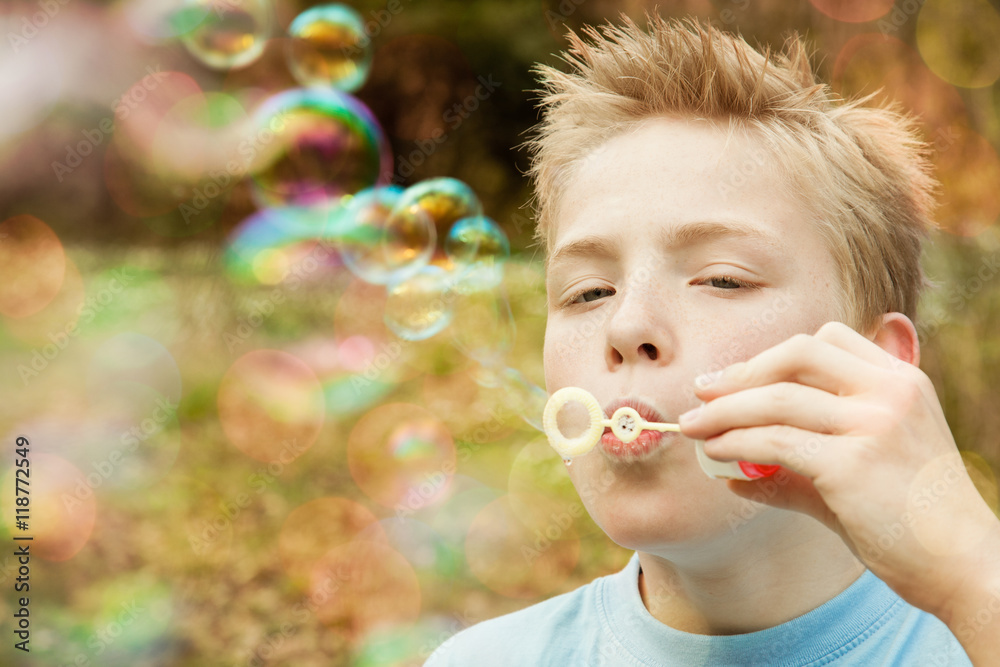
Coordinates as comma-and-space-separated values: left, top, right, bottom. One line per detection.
600, 397, 675, 460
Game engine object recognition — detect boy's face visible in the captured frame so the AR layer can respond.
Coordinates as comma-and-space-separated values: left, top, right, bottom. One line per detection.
543, 117, 844, 554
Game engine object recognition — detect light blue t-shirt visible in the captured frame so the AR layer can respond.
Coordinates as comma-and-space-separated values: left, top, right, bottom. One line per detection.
425, 554, 971, 666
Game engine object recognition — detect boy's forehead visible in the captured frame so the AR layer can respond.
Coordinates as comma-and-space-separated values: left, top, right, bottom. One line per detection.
548, 117, 801, 255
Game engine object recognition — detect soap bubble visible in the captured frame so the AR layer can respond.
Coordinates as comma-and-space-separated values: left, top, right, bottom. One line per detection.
2, 454, 96, 561
86, 333, 184, 488
497, 367, 548, 432
217, 349, 325, 463
395, 177, 482, 241
423, 370, 517, 444
224, 206, 340, 284
180, 0, 273, 70
287, 4, 373, 91
279, 497, 386, 583
309, 540, 421, 638
337, 186, 435, 285
508, 437, 601, 537
149, 90, 249, 181
445, 215, 510, 292
348, 403, 456, 509
87, 332, 183, 406
358, 518, 459, 577
2, 256, 84, 347
384, 265, 454, 341
250, 87, 392, 207
465, 495, 579, 598
916, 0, 1000, 89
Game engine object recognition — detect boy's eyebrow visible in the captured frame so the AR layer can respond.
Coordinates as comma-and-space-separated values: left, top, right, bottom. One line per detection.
548, 234, 623, 266
661, 220, 784, 251
548, 220, 783, 267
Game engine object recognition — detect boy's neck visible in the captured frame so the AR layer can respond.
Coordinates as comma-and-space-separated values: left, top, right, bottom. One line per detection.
636, 513, 865, 635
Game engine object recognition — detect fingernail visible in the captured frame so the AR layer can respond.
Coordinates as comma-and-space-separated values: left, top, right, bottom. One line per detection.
694, 370, 724, 389
680, 406, 702, 423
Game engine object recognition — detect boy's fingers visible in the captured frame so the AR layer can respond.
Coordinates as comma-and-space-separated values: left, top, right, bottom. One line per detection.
701, 423, 836, 478
680, 382, 851, 440
811, 321, 901, 367
695, 328, 887, 400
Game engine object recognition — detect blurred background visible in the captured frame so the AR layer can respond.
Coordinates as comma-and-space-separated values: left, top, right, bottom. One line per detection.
1, 0, 998, 664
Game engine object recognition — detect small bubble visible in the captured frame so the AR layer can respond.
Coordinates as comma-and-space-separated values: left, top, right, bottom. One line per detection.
180, 0, 273, 70
337, 186, 435, 285
445, 215, 510, 293
287, 4, 373, 91
384, 265, 454, 340
395, 177, 482, 241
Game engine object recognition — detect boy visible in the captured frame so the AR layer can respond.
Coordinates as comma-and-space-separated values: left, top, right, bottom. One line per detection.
427, 16, 1000, 665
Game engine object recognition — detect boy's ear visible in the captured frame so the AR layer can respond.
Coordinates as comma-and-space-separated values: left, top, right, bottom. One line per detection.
870, 312, 920, 367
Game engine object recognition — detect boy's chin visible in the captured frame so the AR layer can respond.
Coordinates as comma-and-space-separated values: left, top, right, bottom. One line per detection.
576, 475, 742, 552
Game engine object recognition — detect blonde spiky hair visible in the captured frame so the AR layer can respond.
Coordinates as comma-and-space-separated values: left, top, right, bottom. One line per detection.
527, 15, 938, 332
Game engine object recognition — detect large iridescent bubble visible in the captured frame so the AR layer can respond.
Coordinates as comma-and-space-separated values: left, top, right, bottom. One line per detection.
180, 0, 274, 70
224, 206, 341, 285
287, 4, 373, 91
249, 87, 392, 207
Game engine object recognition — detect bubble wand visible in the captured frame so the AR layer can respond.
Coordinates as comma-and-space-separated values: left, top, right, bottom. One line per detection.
542, 387, 779, 481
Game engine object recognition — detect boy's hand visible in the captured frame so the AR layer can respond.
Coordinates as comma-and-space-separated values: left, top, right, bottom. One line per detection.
679, 321, 1000, 652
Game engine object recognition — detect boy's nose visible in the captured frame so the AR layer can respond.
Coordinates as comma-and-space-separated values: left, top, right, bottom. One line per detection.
604, 288, 674, 370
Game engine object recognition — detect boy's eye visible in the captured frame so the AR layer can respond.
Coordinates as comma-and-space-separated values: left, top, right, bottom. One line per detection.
706, 276, 751, 289
571, 287, 615, 303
